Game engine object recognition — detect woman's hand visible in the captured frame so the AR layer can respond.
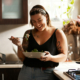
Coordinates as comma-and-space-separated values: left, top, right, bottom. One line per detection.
9, 36, 22, 47
39, 51, 52, 62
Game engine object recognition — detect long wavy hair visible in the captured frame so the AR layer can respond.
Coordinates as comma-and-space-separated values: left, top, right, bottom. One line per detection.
30, 5, 52, 27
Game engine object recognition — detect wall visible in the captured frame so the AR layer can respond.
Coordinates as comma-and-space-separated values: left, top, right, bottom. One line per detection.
79, 0, 80, 14
72, 0, 80, 19
0, 0, 40, 54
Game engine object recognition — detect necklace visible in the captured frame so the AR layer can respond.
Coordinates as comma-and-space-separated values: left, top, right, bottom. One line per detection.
33, 34, 39, 38
33, 29, 43, 38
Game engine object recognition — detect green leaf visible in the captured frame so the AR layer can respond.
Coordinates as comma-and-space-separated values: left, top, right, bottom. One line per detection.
41, 50, 43, 52
67, 5, 71, 10
31, 49, 44, 52
63, 21, 66, 25
70, 0, 74, 4
26, 50, 27, 52
66, 20, 70, 24
32, 49, 38, 52
63, 12, 66, 14
67, 13, 70, 18
67, 9, 69, 12
62, 0, 75, 25
58, 6, 61, 8
63, 20, 70, 25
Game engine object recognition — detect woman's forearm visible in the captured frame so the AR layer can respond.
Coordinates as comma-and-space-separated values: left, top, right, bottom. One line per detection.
50, 53, 67, 62
17, 45, 25, 62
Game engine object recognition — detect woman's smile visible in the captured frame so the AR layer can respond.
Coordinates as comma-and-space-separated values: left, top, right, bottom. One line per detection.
37, 25, 45, 31
31, 13, 47, 31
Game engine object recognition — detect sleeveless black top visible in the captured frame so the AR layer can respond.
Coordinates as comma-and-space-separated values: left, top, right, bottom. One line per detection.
23, 29, 59, 68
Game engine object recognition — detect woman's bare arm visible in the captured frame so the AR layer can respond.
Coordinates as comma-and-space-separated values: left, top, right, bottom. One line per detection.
17, 30, 30, 62
50, 29, 68, 62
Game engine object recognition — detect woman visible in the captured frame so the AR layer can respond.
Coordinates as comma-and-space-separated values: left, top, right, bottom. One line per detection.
9, 5, 68, 80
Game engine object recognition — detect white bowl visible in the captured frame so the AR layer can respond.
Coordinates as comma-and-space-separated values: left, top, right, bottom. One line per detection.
23, 52, 46, 58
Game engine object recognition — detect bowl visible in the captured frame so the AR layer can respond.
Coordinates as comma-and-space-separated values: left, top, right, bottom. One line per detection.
23, 52, 46, 58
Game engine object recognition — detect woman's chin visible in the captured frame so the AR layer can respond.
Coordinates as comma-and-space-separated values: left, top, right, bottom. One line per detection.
38, 28, 44, 31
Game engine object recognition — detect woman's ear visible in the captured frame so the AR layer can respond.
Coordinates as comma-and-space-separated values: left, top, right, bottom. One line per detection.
46, 14, 48, 21
30, 20, 33, 26
46, 14, 48, 24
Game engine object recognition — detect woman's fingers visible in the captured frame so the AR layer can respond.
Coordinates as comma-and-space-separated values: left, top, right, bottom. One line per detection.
9, 38, 12, 40
40, 57, 47, 61
44, 51, 50, 55
9, 36, 14, 40
9, 36, 21, 46
38, 51, 51, 61
9, 36, 19, 41
11, 36, 14, 39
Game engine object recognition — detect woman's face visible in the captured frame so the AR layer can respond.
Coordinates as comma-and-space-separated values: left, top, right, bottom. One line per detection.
31, 13, 47, 31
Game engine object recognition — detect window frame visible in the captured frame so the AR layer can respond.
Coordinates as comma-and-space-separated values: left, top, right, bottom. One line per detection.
0, 0, 28, 24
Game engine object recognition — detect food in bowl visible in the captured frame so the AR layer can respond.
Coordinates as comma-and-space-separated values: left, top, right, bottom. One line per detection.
23, 52, 46, 58
23, 49, 46, 58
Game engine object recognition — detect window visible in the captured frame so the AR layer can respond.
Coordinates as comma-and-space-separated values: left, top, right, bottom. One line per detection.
40, 0, 69, 22
0, 0, 28, 24
2, 0, 22, 19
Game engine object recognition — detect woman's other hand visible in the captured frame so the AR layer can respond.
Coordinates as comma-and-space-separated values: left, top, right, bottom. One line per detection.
39, 51, 52, 62
9, 36, 22, 47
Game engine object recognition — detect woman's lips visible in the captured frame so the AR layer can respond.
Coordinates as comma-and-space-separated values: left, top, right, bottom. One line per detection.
37, 26, 43, 30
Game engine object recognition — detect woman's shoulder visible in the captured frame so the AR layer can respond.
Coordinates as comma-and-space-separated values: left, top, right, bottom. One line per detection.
54, 28, 66, 37
55, 28, 64, 35
24, 29, 33, 34
55, 29, 66, 40
23, 29, 33, 37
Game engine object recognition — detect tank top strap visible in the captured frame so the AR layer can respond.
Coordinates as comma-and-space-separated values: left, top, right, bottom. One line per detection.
54, 28, 58, 33
54, 28, 58, 41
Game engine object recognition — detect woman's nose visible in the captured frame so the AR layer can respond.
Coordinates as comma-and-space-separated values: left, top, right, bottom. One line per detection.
36, 22, 40, 27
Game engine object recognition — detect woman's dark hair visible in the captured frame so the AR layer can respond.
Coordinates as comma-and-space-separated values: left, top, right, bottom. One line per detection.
30, 5, 52, 27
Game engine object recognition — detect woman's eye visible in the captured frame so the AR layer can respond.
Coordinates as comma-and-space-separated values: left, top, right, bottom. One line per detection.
39, 20, 42, 22
32, 21, 36, 23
